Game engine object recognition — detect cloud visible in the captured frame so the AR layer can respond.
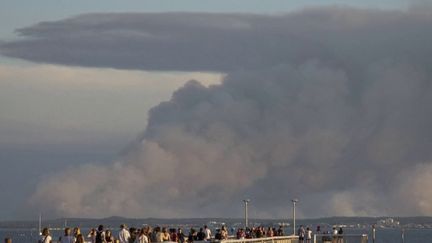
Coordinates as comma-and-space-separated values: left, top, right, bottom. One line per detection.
2, 8, 431, 73
3, 7, 432, 218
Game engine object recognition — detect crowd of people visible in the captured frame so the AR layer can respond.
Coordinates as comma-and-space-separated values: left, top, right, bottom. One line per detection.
36, 224, 217, 243
33, 223, 292, 243
3, 223, 343, 243
234, 226, 284, 239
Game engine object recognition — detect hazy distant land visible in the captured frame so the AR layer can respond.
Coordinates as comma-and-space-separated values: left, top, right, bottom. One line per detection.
2, 216, 432, 230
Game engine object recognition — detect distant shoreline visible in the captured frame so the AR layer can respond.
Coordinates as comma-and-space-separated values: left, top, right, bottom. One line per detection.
1, 216, 432, 230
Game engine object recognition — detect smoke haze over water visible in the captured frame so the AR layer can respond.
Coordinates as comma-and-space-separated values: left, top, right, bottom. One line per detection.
2, 6, 432, 218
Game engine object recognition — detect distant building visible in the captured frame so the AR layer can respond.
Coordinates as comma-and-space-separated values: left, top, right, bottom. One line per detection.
377, 218, 400, 228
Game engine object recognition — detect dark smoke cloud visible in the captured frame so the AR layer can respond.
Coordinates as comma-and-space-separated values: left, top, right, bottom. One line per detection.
2, 8, 432, 73
4, 7, 432, 218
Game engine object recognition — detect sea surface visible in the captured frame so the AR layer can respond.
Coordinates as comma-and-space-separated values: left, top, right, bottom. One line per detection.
346, 228, 432, 243
1, 227, 432, 243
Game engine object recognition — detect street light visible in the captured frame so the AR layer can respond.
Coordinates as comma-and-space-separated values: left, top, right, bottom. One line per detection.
243, 199, 250, 228
291, 199, 299, 235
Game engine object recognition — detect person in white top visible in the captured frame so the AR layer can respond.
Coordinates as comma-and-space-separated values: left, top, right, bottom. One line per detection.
305, 227, 312, 243
59, 228, 75, 243
40, 228, 52, 243
332, 227, 338, 243
87, 228, 97, 243
119, 224, 131, 243
204, 225, 212, 241
135, 227, 149, 243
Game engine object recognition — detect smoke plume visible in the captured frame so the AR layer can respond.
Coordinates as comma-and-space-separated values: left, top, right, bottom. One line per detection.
2, 7, 432, 218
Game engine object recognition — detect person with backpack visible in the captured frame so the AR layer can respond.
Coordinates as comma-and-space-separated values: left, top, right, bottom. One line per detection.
297, 225, 305, 243
96, 225, 106, 243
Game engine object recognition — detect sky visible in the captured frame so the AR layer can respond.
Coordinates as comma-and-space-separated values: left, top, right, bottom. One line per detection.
0, 0, 431, 220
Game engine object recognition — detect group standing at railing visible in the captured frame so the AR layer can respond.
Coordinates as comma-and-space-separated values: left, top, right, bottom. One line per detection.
34, 224, 288, 243
297, 225, 345, 243
34, 223, 219, 243
233, 226, 285, 239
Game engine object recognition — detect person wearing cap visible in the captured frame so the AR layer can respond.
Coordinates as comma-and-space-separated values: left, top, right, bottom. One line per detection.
118, 224, 131, 243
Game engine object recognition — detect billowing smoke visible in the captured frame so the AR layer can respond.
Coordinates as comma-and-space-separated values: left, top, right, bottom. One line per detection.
2, 7, 432, 218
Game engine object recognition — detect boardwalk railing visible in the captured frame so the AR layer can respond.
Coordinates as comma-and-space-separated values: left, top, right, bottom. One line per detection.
218, 234, 368, 243
47, 235, 366, 243
220, 235, 299, 243
313, 234, 368, 243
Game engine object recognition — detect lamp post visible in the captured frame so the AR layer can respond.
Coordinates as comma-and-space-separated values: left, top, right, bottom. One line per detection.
243, 199, 250, 228
291, 199, 298, 235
